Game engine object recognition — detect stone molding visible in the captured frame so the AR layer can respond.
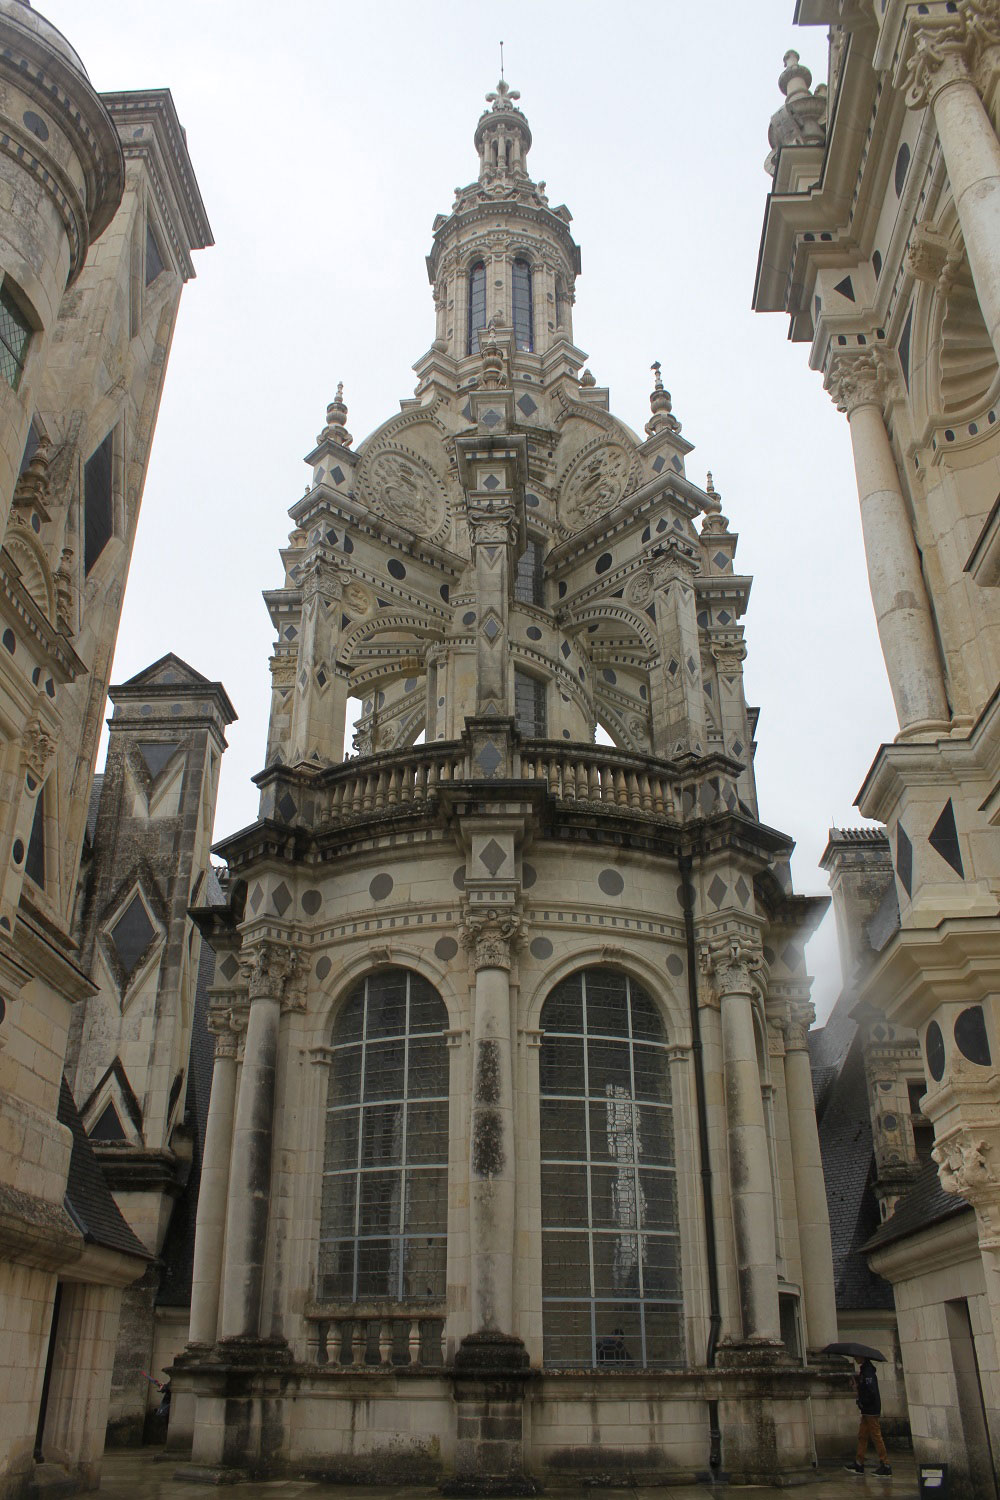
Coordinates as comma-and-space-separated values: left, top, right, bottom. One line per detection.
462, 907, 522, 972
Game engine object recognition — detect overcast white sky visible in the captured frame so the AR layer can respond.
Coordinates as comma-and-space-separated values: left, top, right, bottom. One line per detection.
43, 1, 897, 1020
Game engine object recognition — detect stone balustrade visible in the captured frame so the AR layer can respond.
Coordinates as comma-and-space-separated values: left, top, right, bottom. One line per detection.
306, 1306, 447, 1369
256, 739, 741, 834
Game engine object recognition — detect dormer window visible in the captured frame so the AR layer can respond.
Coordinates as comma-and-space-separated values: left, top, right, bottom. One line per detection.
512, 259, 533, 352
468, 262, 487, 355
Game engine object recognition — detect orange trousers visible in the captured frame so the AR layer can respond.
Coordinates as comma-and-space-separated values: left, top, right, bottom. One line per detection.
856, 1413, 888, 1465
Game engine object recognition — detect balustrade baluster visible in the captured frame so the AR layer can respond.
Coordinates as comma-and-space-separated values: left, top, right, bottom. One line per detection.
575, 761, 588, 800
374, 771, 387, 810
627, 771, 641, 809
351, 1322, 365, 1366
414, 762, 427, 802
588, 763, 600, 802
388, 768, 401, 806
408, 1319, 421, 1366
400, 765, 413, 804
361, 774, 373, 814
640, 773, 653, 812
615, 768, 628, 806
379, 1320, 392, 1365
439, 1323, 447, 1367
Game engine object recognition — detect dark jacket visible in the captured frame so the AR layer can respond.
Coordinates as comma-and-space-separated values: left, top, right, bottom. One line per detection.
856, 1359, 881, 1416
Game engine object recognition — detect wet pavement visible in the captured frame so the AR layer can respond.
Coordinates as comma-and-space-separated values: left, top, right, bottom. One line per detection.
95, 1449, 922, 1499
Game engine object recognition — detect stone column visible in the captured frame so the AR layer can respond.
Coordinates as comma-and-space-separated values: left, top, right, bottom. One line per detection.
703, 937, 781, 1344
461, 909, 521, 1338
650, 538, 707, 758
783, 1003, 838, 1350
288, 552, 343, 765
905, 12, 1000, 365
828, 351, 949, 732
218, 941, 296, 1344
187, 1017, 239, 1347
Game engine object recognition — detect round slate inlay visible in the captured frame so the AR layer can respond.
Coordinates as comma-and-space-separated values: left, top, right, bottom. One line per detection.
434, 937, 459, 961
463, 611, 476, 626
12, 840, 24, 865
2, 630, 14, 654
955, 1005, 991, 1067
522, 863, 537, 890
530, 937, 553, 960
387, 559, 406, 580
369, 873, 394, 901
527, 626, 542, 641
22, 111, 48, 142
315, 956, 332, 981
453, 866, 466, 891
302, 890, 322, 915
666, 954, 684, 977
598, 869, 624, 896
596, 553, 613, 574
925, 1019, 945, 1082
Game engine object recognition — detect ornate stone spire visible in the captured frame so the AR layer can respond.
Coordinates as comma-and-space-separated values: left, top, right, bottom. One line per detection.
700, 471, 730, 536
645, 362, 680, 436
317, 383, 352, 448
765, 49, 827, 176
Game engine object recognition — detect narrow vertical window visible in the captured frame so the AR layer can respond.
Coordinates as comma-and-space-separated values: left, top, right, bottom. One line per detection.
512, 259, 533, 351
514, 668, 546, 737
145, 221, 166, 286
468, 262, 487, 354
0, 284, 32, 392
25, 788, 44, 889
319, 969, 449, 1304
514, 539, 544, 606
84, 431, 114, 575
540, 968, 682, 1369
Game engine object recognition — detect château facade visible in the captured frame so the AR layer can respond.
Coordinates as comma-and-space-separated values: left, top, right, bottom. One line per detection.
757, 3, 1000, 1495
174, 79, 852, 1489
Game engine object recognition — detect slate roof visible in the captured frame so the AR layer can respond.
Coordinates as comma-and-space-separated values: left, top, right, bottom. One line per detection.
862, 1157, 971, 1253
86, 773, 104, 844
58, 1077, 149, 1261
156, 867, 223, 1307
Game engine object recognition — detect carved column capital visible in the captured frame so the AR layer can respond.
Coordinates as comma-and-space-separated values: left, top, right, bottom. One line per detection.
826, 349, 891, 416
462, 906, 522, 971
784, 1000, 816, 1052
710, 640, 747, 675
300, 553, 343, 603
240, 940, 300, 1003
651, 534, 699, 589
933, 1126, 999, 1206
904, 19, 973, 109
467, 501, 518, 548
699, 934, 765, 999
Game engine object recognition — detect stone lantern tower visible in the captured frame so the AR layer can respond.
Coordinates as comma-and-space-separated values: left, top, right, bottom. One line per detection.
179, 81, 846, 1490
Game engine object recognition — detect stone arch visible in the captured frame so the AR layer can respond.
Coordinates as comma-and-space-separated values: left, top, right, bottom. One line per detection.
6, 527, 56, 623
314, 942, 467, 1040
522, 945, 690, 1047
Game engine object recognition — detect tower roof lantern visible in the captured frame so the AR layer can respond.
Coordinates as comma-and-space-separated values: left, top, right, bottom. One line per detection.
474, 78, 533, 184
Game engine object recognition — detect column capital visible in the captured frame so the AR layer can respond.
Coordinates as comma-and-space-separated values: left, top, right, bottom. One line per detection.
933, 1125, 1000, 1208
21, 716, 57, 781
467, 498, 518, 548
784, 1000, 816, 1052
240, 939, 300, 1003
903, 4, 1000, 108
462, 905, 522, 971
826, 348, 891, 415
699, 934, 765, 999
710, 639, 747, 675
651, 533, 700, 588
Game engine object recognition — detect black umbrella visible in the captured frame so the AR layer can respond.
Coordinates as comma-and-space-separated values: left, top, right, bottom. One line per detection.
823, 1341, 886, 1362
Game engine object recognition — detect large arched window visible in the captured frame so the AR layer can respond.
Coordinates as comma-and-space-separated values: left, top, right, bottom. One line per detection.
512, 258, 533, 351
467, 262, 487, 355
539, 967, 682, 1368
318, 968, 449, 1302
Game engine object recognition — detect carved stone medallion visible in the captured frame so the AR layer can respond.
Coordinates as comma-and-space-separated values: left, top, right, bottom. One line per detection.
343, 581, 372, 618
363, 448, 447, 540
559, 443, 631, 530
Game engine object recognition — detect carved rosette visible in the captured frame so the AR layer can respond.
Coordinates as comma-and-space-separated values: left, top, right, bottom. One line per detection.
700, 934, 765, 1001
21, 718, 57, 782
240, 940, 300, 1004
462, 907, 523, 972
826, 349, 889, 416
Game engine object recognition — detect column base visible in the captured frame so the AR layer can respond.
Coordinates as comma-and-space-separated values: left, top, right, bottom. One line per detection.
444, 1334, 538, 1497
213, 1335, 292, 1367
714, 1339, 816, 1482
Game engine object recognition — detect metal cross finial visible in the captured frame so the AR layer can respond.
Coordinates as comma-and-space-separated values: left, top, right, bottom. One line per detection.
500, 40, 504, 82
651, 361, 663, 390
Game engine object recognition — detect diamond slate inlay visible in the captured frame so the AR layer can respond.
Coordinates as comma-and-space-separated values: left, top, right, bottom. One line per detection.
482, 409, 501, 429
249, 883, 263, 913
517, 394, 538, 416
480, 838, 507, 877
476, 741, 502, 777
271, 881, 292, 917
276, 792, 297, 823
714, 552, 729, 569
735, 875, 750, 906
331, 466, 345, 485
483, 473, 500, 491
707, 875, 727, 909
895, 823, 913, 898
138, 743, 178, 779
483, 615, 501, 642
220, 955, 239, 981
652, 455, 665, 473
928, 798, 964, 878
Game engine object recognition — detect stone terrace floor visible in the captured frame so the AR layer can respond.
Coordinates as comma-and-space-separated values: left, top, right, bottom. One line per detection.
96, 1450, 920, 1499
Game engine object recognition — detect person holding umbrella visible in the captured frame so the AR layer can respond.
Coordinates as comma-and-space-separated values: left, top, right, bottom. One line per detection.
825, 1341, 892, 1477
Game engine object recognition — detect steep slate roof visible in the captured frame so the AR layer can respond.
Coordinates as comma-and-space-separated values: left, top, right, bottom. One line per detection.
59, 1077, 149, 1261
86, 773, 104, 844
156, 867, 223, 1307
862, 1157, 971, 1253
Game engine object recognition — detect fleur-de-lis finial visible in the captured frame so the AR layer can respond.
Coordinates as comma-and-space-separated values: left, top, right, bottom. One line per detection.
486, 79, 520, 111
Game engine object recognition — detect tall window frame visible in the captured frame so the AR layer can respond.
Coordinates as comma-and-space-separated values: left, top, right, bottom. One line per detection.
512, 258, 534, 351
539, 967, 683, 1370
514, 667, 546, 738
467, 262, 487, 355
514, 538, 545, 606
0, 282, 32, 392
318, 968, 449, 1305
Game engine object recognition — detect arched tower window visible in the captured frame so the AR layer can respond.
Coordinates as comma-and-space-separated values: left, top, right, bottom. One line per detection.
539, 968, 682, 1368
468, 262, 487, 355
318, 968, 449, 1302
514, 667, 546, 737
512, 258, 534, 352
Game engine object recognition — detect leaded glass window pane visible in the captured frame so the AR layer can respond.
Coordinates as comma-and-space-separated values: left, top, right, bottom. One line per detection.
0, 284, 31, 392
468, 262, 486, 354
514, 539, 544, 605
540, 968, 682, 1369
319, 969, 449, 1303
514, 668, 546, 737
512, 258, 534, 351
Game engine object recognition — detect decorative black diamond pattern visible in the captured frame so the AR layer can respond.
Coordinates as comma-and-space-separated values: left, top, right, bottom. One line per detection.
220, 955, 239, 980
482, 409, 501, 429
331, 466, 345, 484
928, 798, 964, 878
517, 394, 538, 416
276, 792, 297, 822
480, 838, 507, 877
483, 474, 500, 491
652, 455, 665, 473
707, 875, 727, 909
895, 824, 913, 898
272, 881, 292, 916
110, 895, 156, 975
477, 742, 502, 777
